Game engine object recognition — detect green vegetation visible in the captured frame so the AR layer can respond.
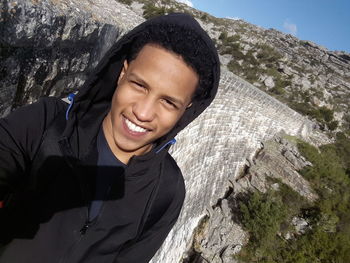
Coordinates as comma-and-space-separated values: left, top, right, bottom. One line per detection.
334, 132, 350, 171
137, 0, 200, 19
299, 40, 309, 47
236, 183, 309, 262
219, 32, 241, 45
227, 60, 242, 74
290, 104, 338, 131
218, 31, 245, 61
117, 0, 133, 5
236, 135, 350, 263
142, 2, 175, 19
255, 44, 283, 66
200, 13, 208, 22
264, 68, 291, 95
219, 33, 287, 94
254, 44, 286, 96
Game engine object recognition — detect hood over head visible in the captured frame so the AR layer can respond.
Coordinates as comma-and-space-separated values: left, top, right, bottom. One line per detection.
65, 13, 220, 157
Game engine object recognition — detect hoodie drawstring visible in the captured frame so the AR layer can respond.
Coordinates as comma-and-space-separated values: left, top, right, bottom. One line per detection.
65, 93, 76, 120
156, 138, 176, 154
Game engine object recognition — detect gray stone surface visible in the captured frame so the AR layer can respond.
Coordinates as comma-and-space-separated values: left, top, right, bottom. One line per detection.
264, 76, 275, 89
209, 17, 350, 128
0, 0, 143, 116
190, 199, 247, 263
235, 132, 317, 201
180, 132, 318, 262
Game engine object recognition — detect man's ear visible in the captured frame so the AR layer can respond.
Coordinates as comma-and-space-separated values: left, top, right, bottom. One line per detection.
186, 102, 193, 108
117, 60, 129, 84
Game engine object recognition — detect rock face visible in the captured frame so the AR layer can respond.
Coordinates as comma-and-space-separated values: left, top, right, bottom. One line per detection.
0, 0, 143, 116
0, 1, 331, 262
186, 199, 248, 263
181, 133, 317, 263
211, 19, 350, 128
237, 134, 317, 201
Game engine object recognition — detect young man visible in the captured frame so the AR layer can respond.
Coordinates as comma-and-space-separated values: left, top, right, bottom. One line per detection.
0, 13, 220, 262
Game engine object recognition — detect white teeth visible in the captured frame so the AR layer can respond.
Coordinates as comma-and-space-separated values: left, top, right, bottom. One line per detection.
125, 118, 147, 133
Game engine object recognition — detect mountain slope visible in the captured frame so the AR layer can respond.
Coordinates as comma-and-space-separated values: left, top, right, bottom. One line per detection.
123, 0, 350, 134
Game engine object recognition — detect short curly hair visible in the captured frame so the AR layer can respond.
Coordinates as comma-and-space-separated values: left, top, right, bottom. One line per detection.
126, 23, 215, 102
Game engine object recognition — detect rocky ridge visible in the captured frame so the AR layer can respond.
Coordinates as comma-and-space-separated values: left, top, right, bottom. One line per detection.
124, 0, 350, 131
221, 22, 350, 125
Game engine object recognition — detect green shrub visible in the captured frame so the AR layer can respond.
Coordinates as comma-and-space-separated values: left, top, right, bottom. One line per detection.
288, 103, 337, 131
200, 13, 208, 21
219, 32, 240, 45
239, 190, 287, 258
218, 31, 244, 60
227, 60, 241, 74
117, 0, 132, 5
221, 43, 244, 60
236, 137, 350, 263
328, 120, 338, 131
244, 67, 259, 83
298, 139, 350, 220
244, 50, 258, 65
263, 68, 290, 95
289, 102, 311, 116
142, 3, 174, 19
256, 44, 283, 64
319, 107, 334, 122
219, 31, 228, 41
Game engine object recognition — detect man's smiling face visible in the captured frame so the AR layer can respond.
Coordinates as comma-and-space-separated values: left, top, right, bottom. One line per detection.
103, 44, 199, 164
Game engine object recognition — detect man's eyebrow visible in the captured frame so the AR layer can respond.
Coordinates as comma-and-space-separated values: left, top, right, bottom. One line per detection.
128, 73, 149, 87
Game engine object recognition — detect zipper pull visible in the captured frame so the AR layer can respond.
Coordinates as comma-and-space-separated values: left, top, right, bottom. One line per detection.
79, 220, 91, 235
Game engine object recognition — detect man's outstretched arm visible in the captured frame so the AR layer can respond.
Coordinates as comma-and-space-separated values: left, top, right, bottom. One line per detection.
0, 98, 62, 204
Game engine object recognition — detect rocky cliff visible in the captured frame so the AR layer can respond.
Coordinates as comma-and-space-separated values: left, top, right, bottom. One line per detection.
0, 0, 142, 116
181, 132, 318, 263
214, 19, 350, 130
0, 0, 340, 262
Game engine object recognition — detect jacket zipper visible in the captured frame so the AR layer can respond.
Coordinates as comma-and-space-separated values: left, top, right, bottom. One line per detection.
59, 209, 95, 263
80, 206, 94, 236
60, 182, 113, 262
80, 183, 113, 234
79, 220, 92, 235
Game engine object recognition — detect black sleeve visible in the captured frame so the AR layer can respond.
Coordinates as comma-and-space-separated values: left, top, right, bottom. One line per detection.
114, 171, 186, 263
0, 98, 63, 200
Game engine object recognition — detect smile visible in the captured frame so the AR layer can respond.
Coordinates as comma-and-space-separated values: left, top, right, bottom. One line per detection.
124, 117, 148, 133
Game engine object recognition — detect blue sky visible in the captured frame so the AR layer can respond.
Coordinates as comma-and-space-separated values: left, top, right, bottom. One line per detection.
177, 0, 350, 53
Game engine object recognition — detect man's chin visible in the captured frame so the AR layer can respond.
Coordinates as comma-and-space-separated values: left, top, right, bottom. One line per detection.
117, 142, 153, 155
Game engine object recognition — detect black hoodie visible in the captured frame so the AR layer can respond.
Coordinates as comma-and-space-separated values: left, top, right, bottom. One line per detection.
0, 13, 220, 262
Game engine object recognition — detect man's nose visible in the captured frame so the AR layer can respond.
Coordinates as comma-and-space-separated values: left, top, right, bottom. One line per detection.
132, 96, 156, 122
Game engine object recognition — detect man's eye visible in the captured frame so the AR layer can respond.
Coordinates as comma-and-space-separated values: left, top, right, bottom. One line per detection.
132, 81, 143, 88
164, 99, 177, 109
132, 81, 142, 87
